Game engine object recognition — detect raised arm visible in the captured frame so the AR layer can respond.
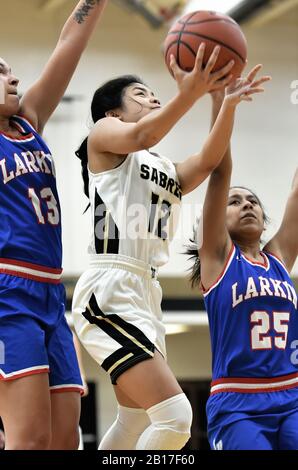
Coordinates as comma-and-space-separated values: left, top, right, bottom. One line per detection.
198, 66, 271, 288
20, 0, 108, 134
198, 91, 233, 289
265, 167, 298, 273
176, 93, 235, 196
176, 65, 271, 195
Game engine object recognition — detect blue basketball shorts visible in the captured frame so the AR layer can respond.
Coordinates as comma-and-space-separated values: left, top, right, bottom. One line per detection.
209, 409, 298, 450
0, 273, 83, 394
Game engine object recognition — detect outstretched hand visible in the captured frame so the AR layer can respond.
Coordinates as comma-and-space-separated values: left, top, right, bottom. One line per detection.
169, 43, 234, 102
224, 64, 271, 106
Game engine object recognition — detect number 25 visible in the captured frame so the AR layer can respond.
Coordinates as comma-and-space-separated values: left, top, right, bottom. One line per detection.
250, 310, 290, 350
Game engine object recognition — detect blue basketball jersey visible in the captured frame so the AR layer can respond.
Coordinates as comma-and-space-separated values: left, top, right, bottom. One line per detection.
0, 116, 62, 270
204, 244, 298, 401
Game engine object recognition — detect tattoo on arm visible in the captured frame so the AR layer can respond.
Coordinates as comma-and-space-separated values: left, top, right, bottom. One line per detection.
74, 0, 101, 24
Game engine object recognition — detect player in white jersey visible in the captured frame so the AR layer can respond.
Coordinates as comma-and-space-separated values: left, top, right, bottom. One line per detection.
0, 0, 108, 450
72, 47, 267, 449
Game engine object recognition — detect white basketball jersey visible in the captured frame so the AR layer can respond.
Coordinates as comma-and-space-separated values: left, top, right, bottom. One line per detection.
87, 150, 182, 267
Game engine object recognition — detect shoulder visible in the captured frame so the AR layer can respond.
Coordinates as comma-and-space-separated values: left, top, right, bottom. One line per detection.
89, 117, 123, 145
18, 104, 39, 134
263, 240, 286, 267
263, 247, 290, 273
91, 117, 123, 133
202, 243, 237, 296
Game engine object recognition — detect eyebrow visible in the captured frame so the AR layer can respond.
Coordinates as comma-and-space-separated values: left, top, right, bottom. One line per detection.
229, 193, 258, 201
133, 86, 154, 96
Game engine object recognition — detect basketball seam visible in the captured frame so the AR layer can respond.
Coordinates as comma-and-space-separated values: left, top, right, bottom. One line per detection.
178, 11, 201, 25
167, 31, 245, 63
177, 11, 199, 68
178, 18, 238, 27
166, 41, 196, 65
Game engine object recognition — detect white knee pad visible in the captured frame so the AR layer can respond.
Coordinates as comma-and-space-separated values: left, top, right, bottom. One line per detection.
99, 405, 150, 450
136, 393, 193, 450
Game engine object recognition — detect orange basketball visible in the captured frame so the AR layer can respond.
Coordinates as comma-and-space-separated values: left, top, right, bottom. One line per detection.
164, 10, 247, 78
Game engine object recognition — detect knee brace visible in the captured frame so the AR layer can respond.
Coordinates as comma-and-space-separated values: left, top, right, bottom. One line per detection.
136, 393, 193, 450
99, 405, 150, 450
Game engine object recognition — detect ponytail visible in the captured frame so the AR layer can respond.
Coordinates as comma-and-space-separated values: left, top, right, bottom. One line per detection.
185, 242, 201, 288
75, 137, 90, 212
185, 218, 202, 288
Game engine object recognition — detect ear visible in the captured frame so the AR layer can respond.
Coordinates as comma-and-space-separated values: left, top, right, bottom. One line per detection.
105, 110, 121, 119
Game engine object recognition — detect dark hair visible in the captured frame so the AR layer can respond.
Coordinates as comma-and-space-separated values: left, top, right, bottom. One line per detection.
185, 235, 202, 289
186, 186, 270, 288
75, 75, 145, 201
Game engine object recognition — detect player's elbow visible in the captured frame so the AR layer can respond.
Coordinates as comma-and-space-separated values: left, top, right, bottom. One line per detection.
202, 161, 219, 175
201, 149, 226, 172
194, 159, 218, 179
178, 170, 209, 195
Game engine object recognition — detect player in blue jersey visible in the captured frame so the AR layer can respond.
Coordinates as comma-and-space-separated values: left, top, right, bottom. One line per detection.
187, 69, 298, 450
0, 0, 108, 449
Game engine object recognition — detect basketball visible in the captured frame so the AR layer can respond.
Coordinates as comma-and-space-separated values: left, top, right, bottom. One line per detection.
164, 10, 247, 78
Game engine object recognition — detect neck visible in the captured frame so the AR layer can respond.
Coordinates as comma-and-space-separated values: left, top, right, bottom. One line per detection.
0, 115, 13, 133
234, 239, 262, 259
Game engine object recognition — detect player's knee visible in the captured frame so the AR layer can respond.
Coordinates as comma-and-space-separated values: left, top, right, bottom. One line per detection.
173, 395, 193, 435
135, 393, 193, 450
65, 428, 80, 450
149, 393, 192, 439
69, 427, 80, 450
27, 432, 52, 450
117, 405, 151, 435
9, 429, 51, 450
51, 427, 80, 450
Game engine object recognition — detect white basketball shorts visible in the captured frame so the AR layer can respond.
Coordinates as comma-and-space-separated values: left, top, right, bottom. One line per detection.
72, 254, 166, 384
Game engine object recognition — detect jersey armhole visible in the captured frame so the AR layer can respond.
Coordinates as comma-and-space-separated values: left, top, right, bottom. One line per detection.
202, 243, 236, 296
264, 250, 291, 276
15, 115, 38, 133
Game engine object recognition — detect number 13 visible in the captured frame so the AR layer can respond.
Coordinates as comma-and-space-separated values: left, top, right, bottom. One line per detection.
28, 187, 60, 226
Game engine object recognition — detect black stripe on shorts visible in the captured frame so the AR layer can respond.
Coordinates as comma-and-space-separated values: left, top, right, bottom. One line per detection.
82, 295, 155, 384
